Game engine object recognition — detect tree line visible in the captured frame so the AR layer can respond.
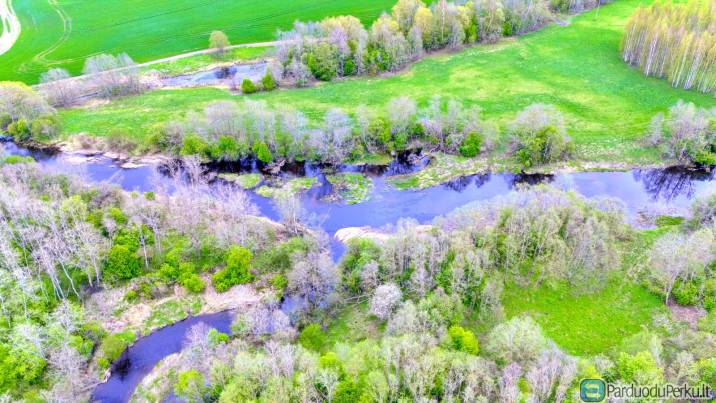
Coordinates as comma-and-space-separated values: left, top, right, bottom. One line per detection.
149, 97, 573, 169
271, 0, 605, 86
622, 0, 716, 94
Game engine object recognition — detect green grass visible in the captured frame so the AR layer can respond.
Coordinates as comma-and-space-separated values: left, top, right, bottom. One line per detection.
323, 303, 383, 349
58, 0, 716, 166
326, 172, 374, 204
501, 277, 665, 356
143, 46, 271, 77
1, 0, 397, 83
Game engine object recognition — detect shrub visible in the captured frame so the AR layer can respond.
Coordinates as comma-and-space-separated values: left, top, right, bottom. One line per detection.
104, 244, 141, 282
509, 104, 574, 168
261, 73, 277, 91
209, 136, 245, 161
241, 79, 257, 94
459, 131, 483, 157
180, 134, 208, 156
672, 280, 699, 306
97, 331, 136, 369
252, 141, 272, 163
616, 351, 663, 384
180, 273, 205, 293
208, 329, 230, 346
212, 246, 253, 292
299, 323, 324, 351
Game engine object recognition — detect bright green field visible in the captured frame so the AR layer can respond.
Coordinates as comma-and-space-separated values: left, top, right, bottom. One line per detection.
0, 0, 396, 83
501, 278, 665, 356
58, 0, 716, 164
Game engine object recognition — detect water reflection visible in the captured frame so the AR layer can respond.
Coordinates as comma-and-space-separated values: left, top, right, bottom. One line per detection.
634, 167, 715, 202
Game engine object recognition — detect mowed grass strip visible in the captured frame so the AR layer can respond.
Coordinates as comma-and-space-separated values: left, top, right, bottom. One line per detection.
58, 0, 716, 164
1, 0, 397, 83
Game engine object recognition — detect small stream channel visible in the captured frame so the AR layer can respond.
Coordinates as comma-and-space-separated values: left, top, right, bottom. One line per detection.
3, 139, 715, 402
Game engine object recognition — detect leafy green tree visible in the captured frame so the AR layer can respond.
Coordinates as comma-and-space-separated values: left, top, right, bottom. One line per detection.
212, 246, 253, 292
446, 325, 480, 354
104, 244, 141, 282
617, 351, 663, 384
0, 344, 46, 396
209, 31, 230, 58
299, 323, 325, 351
306, 42, 339, 81
175, 369, 205, 403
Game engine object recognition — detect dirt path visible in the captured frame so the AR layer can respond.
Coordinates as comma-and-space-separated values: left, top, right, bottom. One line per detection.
0, 0, 20, 56
31, 0, 72, 65
137, 41, 278, 69
33, 40, 279, 89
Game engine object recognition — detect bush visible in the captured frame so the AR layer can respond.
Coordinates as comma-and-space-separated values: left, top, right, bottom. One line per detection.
299, 323, 325, 351
616, 351, 663, 384
459, 131, 483, 157
261, 74, 277, 91
104, 244, 141, 282
241, 79, 257, 94
209, 136, 245, 161
212, 246, 253, 292
673, 280, 699, 306
252, 141, 272, 163
180, 273, 205, 293
180, 134, 208, 156
509, 104, 574, 168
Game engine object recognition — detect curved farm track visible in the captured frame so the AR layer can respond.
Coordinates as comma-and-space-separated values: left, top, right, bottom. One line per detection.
31, 0, 71, 65
0, 0, 21, 56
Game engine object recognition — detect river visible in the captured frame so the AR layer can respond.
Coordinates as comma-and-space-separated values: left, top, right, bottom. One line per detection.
2, 140, 715, 402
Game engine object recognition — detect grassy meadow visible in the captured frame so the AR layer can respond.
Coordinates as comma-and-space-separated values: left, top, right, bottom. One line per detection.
58, 0, 716, 165
0, 0, 397, 83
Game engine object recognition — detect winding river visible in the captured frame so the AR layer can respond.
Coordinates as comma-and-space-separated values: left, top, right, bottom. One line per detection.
3, 140, 715, 402
0, 0, 20, 56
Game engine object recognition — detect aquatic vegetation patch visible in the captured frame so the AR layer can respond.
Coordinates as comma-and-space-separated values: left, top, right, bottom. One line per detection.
389, 154, 490, 190
326, 172, 373, 204
255, 177, 317, 199
142, 296, 202, 335
218, 172, 262, 189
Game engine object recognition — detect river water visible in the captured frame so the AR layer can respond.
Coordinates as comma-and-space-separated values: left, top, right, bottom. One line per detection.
3, 140, 715, 402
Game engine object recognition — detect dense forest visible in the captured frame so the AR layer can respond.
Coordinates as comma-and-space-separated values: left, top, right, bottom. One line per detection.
622, 0, 716, 93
